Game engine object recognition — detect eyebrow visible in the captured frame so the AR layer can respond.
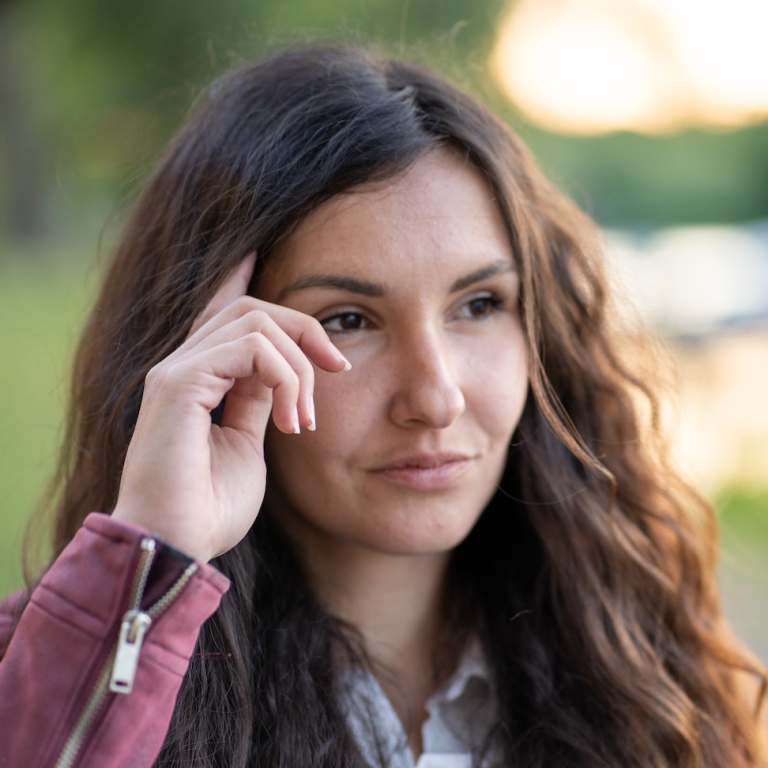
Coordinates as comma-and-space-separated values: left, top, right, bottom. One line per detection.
277, 259, 517, 301
277, 275, 385, 301
448, 260, 517, 292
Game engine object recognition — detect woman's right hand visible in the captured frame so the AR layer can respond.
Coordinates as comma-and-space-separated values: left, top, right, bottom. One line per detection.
111, 255, 350, 562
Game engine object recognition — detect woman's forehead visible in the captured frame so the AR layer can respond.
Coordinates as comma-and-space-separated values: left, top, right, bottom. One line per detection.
258, 150, 514, 296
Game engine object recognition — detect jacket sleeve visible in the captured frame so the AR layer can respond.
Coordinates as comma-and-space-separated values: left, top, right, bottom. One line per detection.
0, 512, 230, 768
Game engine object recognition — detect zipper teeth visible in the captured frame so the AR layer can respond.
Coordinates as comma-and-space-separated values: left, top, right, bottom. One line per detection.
149, 562, 198, 618
53, 649, 116, 768
54, 539, 156, 767
128, 538, 157, 610
54, 539, 196, 768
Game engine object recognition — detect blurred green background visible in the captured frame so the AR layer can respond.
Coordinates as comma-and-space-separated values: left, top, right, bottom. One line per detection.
1, 0, 767, 660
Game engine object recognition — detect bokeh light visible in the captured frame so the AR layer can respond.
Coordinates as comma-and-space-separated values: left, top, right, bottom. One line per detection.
491, 0, 768, 134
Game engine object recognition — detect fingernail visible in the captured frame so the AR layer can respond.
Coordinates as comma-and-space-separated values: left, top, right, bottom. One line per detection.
335, 350, 352, 371
307, 397, 316, 431
292, 408, 301, 435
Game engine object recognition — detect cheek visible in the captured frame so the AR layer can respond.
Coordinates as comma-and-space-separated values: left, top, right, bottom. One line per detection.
311, 355, 390, 435
312, 368, 366, 423
466, 330, 529, 438
268, 367, 379, 478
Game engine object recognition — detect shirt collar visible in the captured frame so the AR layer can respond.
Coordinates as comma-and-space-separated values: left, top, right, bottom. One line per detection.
428, 637, 492, 709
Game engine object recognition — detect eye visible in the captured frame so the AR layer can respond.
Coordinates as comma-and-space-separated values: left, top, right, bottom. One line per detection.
319, 311, 370, 333
453, 294, 504, 320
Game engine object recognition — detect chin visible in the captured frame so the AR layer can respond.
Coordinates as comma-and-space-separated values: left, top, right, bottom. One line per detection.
359, 506, 485, 557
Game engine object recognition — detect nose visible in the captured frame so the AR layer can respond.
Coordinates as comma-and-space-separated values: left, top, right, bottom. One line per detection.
387, 327, 465, 429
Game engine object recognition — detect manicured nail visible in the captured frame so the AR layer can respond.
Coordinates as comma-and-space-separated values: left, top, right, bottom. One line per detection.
335, 351, 352, 371
292, 408, 301, 435
307, 397, 316, 431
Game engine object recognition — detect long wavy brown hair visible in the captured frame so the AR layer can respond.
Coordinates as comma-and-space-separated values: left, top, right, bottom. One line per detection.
29, 43, 766, 766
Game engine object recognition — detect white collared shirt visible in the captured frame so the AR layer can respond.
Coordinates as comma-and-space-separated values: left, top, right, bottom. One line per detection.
339, 641, 501, 768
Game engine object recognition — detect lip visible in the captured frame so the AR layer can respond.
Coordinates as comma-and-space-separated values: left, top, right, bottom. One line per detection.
367, 452, 473, 491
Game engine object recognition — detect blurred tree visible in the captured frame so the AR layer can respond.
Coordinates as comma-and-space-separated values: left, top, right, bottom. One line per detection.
513, 123, 768, 227
4, 0, 503, 242
0, 0, 47, 239
1, 0, 767, 244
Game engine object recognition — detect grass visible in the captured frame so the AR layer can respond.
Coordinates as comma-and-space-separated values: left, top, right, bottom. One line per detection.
0, 242, 99, 594
716, 485, 768, 662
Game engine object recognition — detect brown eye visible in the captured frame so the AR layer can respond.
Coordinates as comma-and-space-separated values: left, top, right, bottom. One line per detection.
320, 311, 369, 333
469, 298, 492, 316
455, 295, 502, 320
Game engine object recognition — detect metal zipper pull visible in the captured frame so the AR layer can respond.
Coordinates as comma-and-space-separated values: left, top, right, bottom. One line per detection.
55, 538, 196, 766
109, 609, 153, 694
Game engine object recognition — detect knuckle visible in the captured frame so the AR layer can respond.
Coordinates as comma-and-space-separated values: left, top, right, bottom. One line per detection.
242, 308, 270, 332
144, 363, 166, 389
159, 361, 185, 387
144, 360, 182, 398
242, 331, 267, 351
303, 315, 326, 338
231, 295, 258, 315
298, 315, 331, 350
296, 356, 315, 385
278, 368, 301, 393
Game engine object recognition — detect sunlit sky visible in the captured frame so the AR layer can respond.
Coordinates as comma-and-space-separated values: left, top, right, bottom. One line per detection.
491, 0, 768, 134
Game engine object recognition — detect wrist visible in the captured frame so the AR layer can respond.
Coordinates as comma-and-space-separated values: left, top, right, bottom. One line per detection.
111, 504, 212, 563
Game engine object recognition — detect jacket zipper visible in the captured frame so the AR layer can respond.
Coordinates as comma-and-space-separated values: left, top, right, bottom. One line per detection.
53, 537, 198, 768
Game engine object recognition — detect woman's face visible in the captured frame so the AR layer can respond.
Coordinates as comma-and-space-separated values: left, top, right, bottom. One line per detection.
258, 150, 528, 561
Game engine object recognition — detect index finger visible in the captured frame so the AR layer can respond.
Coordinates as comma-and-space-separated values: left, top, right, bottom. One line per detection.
188, 252, 257, 338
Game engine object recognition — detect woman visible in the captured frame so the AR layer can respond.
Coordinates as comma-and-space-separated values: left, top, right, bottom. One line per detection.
0, 43, 765, 767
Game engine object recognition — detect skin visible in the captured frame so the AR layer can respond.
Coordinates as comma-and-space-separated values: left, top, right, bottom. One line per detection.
260, 151, 528, 561
111, 258, 349, 561
113, 148, 529, 758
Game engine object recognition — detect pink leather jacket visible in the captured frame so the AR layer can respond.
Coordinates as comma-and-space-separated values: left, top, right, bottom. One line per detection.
0, 513, 229, 767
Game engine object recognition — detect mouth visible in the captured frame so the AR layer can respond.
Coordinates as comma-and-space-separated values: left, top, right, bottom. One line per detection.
368, 452, 473, 491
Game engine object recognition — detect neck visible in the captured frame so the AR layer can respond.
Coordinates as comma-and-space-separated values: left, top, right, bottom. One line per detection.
309, 543, 450, 676
271, 508, 453, 748
305, 538, 451, 757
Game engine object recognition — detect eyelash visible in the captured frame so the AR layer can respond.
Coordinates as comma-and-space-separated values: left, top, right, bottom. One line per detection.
319, 311, 371, 334
451, 294, 505, 321
318, 293, 505, 334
